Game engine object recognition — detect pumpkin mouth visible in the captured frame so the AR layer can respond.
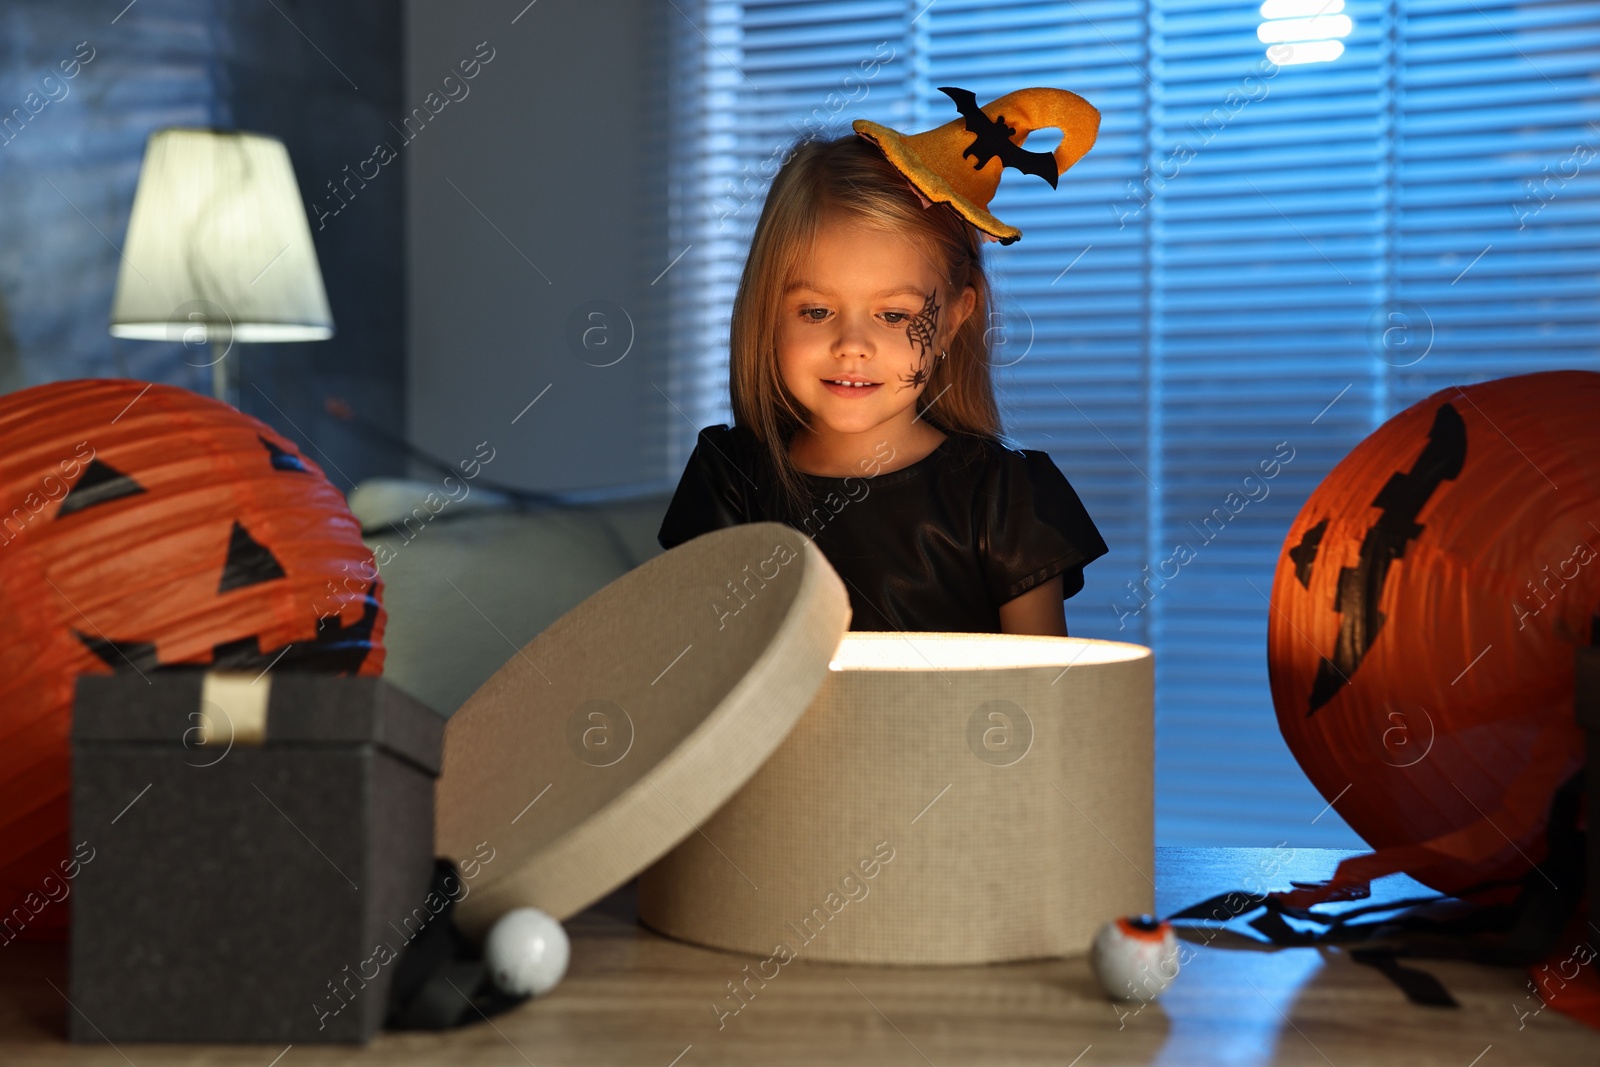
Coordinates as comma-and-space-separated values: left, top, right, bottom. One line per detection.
74, 578, 381, 675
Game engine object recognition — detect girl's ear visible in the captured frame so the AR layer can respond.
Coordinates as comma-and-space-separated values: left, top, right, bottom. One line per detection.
945, 284, 978, 347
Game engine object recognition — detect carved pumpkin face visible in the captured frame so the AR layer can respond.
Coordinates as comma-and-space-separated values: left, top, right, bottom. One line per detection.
0, 379, 386, 941
1267, 370, 1597, 898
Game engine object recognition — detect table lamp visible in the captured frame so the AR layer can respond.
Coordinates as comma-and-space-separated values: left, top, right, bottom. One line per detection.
108, 127, 333, 407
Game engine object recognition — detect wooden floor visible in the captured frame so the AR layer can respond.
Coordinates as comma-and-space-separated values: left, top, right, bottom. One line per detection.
2, 847, 1595, 1065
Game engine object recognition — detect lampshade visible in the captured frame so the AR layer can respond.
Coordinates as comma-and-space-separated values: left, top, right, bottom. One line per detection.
108, 128, 333, 343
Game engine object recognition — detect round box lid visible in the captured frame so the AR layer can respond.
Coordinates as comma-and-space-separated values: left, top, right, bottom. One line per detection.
435, 522, 850, 937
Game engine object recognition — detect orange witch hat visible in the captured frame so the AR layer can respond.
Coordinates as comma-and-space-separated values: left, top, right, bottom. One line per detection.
853, 85, 1100, 245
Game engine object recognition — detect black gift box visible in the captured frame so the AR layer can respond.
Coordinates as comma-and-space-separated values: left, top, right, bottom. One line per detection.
69, 670, 443, 1044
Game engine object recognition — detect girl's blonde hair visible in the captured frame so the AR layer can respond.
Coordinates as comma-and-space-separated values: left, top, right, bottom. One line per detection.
728, 133, 1002, 518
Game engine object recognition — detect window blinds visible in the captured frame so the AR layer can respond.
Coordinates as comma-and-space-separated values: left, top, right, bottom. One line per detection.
664, 0, 1600, 847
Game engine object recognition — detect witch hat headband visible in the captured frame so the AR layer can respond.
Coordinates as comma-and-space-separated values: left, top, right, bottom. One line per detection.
853, 86, 1100, 245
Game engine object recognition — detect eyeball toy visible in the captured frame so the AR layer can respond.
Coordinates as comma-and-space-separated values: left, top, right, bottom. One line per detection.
1089, 915, 1180, 1002
483, 907, 570, 997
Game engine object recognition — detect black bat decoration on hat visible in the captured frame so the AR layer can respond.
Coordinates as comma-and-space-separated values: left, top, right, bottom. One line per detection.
938, 86, 1060, 188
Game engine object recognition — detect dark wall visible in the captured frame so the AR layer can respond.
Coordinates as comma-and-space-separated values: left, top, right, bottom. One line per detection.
403, 0, 674, 497
0, 0, 404, 489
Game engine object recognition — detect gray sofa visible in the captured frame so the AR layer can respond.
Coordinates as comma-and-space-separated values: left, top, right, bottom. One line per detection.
346, 478, 674, 717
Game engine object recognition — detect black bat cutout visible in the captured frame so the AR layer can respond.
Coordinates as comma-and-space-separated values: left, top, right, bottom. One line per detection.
937, 86, 1059, 188
1305, 401, 1467, 717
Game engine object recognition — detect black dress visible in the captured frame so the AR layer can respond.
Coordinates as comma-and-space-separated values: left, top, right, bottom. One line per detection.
657, 424, 1109, 634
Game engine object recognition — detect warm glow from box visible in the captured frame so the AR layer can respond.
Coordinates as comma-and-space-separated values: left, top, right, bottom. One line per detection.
828, 632, 1150, 671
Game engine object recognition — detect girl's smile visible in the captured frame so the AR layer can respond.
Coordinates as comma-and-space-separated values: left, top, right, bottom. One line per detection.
820, 378, 882, 397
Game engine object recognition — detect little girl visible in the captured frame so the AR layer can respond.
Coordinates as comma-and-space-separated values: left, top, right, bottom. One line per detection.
658, 87, 1108, 636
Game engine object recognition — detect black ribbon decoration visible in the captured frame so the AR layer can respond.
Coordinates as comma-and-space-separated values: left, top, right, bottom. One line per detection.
1165, 768, 1588, 1010
385, 859, 530, 1031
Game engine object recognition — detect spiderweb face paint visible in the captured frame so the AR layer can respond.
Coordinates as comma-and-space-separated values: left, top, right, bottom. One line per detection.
897, 288, 941, 391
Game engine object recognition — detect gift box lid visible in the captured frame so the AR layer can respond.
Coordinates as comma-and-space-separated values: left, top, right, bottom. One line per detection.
435, 522, 851, 937
73, 671, 444, 776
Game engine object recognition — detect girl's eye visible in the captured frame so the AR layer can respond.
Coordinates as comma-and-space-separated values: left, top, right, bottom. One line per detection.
793, 307, 908, 323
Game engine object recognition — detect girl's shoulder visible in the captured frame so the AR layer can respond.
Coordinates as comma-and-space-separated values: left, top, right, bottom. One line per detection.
955, 433, 1072, 474
940, 431, 1052, 483
959, 435, 1111, 602
689, 423, 773, 477
659, 423, 769, 551
945, 433, 1103, 536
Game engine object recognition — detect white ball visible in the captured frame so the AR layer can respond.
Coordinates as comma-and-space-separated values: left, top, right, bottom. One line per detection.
1089, 915, 1180, 1002
483, 907, 570, 997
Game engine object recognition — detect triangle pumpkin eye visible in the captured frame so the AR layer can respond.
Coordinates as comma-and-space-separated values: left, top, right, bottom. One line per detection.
57, 459, 146, 517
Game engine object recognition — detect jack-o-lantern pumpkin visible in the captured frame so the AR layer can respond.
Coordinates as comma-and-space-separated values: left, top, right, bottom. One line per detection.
1268, 370, 1597, 904
0, 379, 385, 941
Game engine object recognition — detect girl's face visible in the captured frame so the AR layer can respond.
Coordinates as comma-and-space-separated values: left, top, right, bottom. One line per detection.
777, 214, 975, 446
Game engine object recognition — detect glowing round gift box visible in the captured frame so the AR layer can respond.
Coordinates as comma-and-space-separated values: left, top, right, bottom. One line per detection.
435, 522, 1152, 966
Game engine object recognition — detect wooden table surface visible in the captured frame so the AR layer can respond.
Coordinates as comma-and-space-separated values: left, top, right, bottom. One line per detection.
2, 847, 1595, 1065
